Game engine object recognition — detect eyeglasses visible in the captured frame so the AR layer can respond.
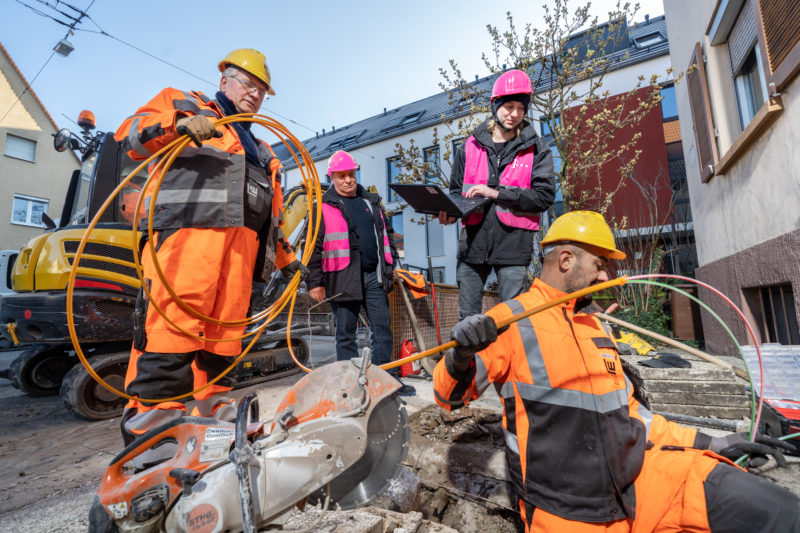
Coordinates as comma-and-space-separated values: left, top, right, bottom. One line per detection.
228, 75, 267, 98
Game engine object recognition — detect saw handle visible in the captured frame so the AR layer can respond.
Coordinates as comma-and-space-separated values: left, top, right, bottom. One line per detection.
235, 393, 260, 450
231, 392, 259, 533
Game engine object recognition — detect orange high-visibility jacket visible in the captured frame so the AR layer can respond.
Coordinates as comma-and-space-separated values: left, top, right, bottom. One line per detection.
114, 88, 296, 278
434, 278, 699, 523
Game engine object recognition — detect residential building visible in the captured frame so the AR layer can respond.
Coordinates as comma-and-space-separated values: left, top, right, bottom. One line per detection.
0, 41, 78, 251
274, 14, 686, 285
664, 0, 800, 353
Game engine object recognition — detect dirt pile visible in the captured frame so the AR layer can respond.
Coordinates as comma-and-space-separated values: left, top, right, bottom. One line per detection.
371, 404, 522, 532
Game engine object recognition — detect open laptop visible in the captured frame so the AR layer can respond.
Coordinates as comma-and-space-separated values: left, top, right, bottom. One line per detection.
389, 183, 491, 218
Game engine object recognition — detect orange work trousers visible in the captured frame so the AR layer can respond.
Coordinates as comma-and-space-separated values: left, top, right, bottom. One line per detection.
124, 226, 258, 411
142, 226, 258, 356
521, 446, 731, 532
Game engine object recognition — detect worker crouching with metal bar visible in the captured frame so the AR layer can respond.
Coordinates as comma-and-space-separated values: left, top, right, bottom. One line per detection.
434, 210, 800, 532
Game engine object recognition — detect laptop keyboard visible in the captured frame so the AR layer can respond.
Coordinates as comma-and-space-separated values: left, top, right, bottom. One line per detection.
450, 194, 487, 214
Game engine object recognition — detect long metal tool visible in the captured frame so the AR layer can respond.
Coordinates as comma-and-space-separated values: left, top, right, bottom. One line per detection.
382, 277, 628, 371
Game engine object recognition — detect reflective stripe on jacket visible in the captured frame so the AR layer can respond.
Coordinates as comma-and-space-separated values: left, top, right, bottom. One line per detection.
433, 278, 698, 522
462, 135, 540, 230
114, 87, 296, 277
320, 200, 393, 272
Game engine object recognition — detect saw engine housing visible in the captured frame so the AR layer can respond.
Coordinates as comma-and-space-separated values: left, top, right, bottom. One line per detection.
90, 360, 408, 532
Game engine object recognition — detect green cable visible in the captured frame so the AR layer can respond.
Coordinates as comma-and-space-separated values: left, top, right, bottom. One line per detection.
625, 279, 758, 436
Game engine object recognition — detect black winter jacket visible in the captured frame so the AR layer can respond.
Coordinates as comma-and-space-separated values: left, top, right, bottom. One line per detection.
450, 119, 555, 266
306, 185, 398, 302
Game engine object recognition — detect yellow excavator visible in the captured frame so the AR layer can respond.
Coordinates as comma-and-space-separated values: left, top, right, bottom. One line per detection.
0, 111, 312, 420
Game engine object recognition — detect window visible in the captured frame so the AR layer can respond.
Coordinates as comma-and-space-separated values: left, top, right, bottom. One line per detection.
540, 115, 561, 143
633, 32, 666, 48
356, 168, 361, 184
391, 213, 404, 254
746, 283, 800, 345
423, 145, 440, 183
381, 111, 424, 132
386, 157, 401, 201
326, 130, 365, 151
726, 3, 767, 129
660, 85, 679, 121
733, 44, 767, 128
12, 194, 49, 227
5, 134, 36, 162
426, 218, 444, 257
455, 94, 488, 113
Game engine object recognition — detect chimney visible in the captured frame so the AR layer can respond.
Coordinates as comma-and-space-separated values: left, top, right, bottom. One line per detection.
383, 107, 387, 115
645, 14, 650, 24
322, 128, 326, 134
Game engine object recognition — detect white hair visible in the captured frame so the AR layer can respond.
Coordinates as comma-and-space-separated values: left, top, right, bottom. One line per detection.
221, 66, 239, 79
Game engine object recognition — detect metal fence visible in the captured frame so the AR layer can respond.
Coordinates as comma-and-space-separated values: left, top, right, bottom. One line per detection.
388, 281, 499, 360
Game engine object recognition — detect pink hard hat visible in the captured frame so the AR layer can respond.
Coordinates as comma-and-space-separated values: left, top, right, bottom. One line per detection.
491, 69, 533, 101
326, 150, 359, 177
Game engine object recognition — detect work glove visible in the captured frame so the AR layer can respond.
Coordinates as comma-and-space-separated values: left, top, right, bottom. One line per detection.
709, 432, 794, 468
176, 116, 222, 147
281, 260, 309, 281
450, 314, 498, 365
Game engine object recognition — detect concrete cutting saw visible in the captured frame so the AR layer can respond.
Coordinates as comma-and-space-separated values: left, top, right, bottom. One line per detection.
88, 356, 409, 532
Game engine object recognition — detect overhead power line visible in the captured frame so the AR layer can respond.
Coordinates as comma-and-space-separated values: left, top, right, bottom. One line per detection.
10, 1, 345, 143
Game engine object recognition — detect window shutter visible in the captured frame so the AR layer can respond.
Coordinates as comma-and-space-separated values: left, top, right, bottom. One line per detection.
728, 1, 757, 75
754, 0, 800, 91
686, 43, 718, 182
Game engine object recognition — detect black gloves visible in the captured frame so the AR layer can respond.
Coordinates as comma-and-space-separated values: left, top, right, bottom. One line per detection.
281, 260, 309, 281
709, 432, 794, 468
450, 314, 498, 365
176, 116, 222, 147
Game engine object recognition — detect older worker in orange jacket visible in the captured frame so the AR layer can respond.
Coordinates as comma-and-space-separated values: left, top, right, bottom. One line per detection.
114, 49, 306, 445
434, 210, 799, 532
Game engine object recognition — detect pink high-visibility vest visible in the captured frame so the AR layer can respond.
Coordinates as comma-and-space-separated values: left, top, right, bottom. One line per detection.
462, 136, 540, 230
321, 201, 393, 272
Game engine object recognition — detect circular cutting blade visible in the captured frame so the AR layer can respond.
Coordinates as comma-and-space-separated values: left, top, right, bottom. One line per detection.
323, 393, 410, 509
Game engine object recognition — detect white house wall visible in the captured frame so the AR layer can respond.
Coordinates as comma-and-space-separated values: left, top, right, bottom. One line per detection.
664, 0, 800, 266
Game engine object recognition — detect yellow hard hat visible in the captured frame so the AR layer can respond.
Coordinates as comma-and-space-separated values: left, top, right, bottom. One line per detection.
540, 210, 626, 259
218, 49, 276, 95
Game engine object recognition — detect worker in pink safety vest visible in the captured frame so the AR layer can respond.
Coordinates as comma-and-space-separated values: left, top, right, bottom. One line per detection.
438, 69, 555, 320
307, 150, 415, 396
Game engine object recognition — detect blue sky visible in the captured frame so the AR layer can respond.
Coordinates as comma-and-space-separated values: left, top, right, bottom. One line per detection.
2, 0, 663, 143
